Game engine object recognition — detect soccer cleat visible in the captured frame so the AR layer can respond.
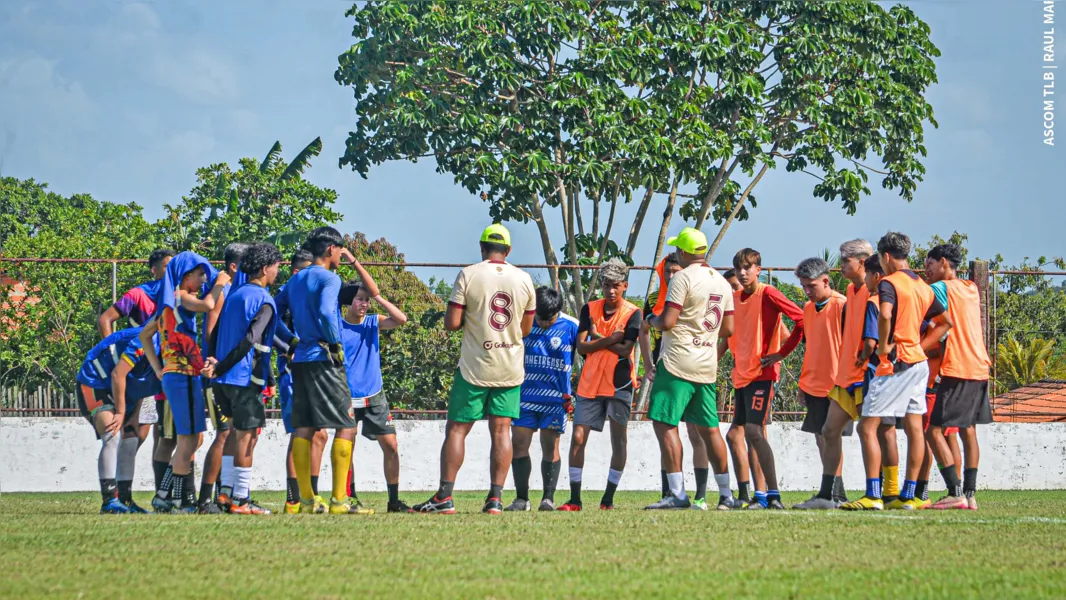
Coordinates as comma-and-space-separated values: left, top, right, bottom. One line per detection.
766, 498, 787, 510
538, 499, 556, 512
966, 496, 979, 511
151, 495, 180, 514
177, 504, 198, 514
932, 495, 969, 510
330, 497, 374, 515
284, 501, 301, 515
413, 495, 456, 515
123, 499, 149, 514
313, 495, 329, 514
503, 499, 532, 512
690, 498, 709, 511
387, 500, 414, 514
100, 497, 131, 514
840, 496, 884, 511
215, 493, 233, 514
898, 498, 922, 511
599, 503, 615, 511
884, 497, 906, 510
645, 495, 692, 510
744, 501, 765, 511
299, 499, 325, 515
717, 496, 745, 511
482, 498, 504, 514
793, 496, 840, 510
197, 500, 224, 515
915, 498, 932, 510
231, 499, 271, 515
557, 502, 582, 512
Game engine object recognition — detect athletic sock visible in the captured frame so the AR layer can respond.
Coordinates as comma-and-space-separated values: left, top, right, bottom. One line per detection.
901, 480, 917, 501
116, 437, 138, 492
865, 477, 882, 500
601, 468, 623, 506
347, 467, 356, 499
833, 476, 848, 502
234, 467, 252, 501
182, 472, 197, 508
197, 482, 214, 506
220, 455, 235, 497
330, 438, 353, 502
694, 468, 710, 501
171, 472, 185, 506
152, 460, 169, 492
285, 477, 299, 504
158, 465, 174, 499
767, 489, 781, 503
660, 470, 670, 498
817, 474, 836, 500
292, 437, 314, 502
489, 484, 503, 501
568, 467, 583, 504
117, 480, 133, 504
963, 468, 978, 498
882, 465, 899, 499
98, 432, 119, 501
99, 478, 117, 502
436, 480, 455, 501
754, 490, 768, 507
667, 472, 687, 501
541, 460, 557, 502
714, 473, 733, 500
387, 483, 399, 503
941, 465, 962, 497
512, 456, 532, 501
312, 475, 320, 497
916, 479, 929, 501
738, 481, 751, 502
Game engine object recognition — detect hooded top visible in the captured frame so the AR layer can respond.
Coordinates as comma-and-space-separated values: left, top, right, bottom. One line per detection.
154, 251, 217, 375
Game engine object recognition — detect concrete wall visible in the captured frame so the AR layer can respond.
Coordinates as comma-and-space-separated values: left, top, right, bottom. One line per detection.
2, 418, 1065, 492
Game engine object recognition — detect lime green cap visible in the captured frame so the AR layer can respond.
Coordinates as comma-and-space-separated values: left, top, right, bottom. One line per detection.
480, 223, 511, 247
666, 227, 708, 255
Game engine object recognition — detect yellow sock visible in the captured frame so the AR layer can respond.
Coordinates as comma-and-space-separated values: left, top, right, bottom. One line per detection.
331, 438, 353, 503
293, 437, 314, 502
883, 465, 900, 498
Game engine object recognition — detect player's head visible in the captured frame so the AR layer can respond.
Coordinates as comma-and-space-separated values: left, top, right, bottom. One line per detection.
222, 242, 250, 276
666, 227, 708, 269
925, 243, 963, 283
663, 253, 682, 284
534, 286, 563, 328
876, 231, 911, 274
864, 254, 884, 294
723, 269, 742, 292
180, 265, 207, 293
148, 248, 175, 280
240, 242, 284, 287
302, 227, 345, 270
599, 258, 630, 306
479, 223, 511, 260
732, 248, 762, 291
839, 239, 873, 282
795, 257, 832, 303
339, 280, 371, 319
290, 248, 313, 275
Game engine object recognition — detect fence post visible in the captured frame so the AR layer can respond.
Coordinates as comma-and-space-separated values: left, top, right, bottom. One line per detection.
112, 260, 118, 304
969, 260, 991, 352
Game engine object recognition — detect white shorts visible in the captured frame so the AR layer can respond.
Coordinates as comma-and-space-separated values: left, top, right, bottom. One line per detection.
138, 397, 159, 425
862, 361, 929, 418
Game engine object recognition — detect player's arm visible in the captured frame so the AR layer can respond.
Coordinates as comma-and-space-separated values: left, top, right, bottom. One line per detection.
876, 280, 897, 356
520, 280, 536, 338
345, 250, 407, 329
920, 299, 953, 353
206, 305, 275, 379
638, 320, 654, 373
649, 303, 681, 332
97, 305, 122, 338
761, 288, 805, 367
719, 313, 735, 339
577, 305, 622, 354
179, 278, 225, 313
444, 270, 466, 332
140, 317, 163, 379
204, 290, 226, 337
604, 311, 641, 357
107, 357, 134, 434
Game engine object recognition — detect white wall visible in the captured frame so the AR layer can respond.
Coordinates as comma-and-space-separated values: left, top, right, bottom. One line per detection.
2, 418, 1065, 492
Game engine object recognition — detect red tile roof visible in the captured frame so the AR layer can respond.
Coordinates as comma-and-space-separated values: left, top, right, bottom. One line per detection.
992, 380, 1066, 423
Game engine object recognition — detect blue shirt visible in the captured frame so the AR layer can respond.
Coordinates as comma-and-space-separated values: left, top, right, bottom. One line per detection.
520, 314, 579, 406
213, 283, 278, 387
863, 300, 882, 374
341, 315, 383, 399
274, 284, 295, 375
77, 328, 143, 390
278, 265, 342, 363
122, 332, 163, 399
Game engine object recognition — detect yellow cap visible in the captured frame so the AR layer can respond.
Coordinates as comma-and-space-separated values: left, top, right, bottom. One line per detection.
479, 223, 511, 247
666, 227, 708, 255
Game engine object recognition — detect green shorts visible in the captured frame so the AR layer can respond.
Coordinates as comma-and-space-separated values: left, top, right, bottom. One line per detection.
447, 370, 521, 423
648, 362, 719, 428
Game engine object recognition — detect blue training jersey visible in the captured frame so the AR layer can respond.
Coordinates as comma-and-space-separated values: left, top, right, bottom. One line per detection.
520, 314, 578, 406
341, 314, 383, 399
214, 283, 278, 387
278, 265, 342, 363
122, 332, 163, 399
76, 328, 160, 401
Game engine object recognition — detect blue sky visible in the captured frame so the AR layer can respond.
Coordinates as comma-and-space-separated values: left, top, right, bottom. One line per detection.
1, 0, 1062, 284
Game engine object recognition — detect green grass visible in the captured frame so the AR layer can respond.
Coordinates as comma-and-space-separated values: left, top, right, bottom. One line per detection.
2, 491, 1066, 598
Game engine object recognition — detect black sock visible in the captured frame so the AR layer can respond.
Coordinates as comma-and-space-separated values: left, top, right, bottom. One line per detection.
817, 474, 836, 500
152, 460, 168, 492
171, 473, 185, 506
963, 468, 978, 498
916, 479, 929, 501
738, 481, 751, 502
310, 475, 320, 496
387, 483, 399, 503
541, 461, 554, 502
198, 482, 214, 506
118, 480, 133, 503
833, 476, 848, 501
489, 484, 503, 501
601, 482, 618, 506
512, 456, 532, 501
286, 478, 299, 504
569, 481, 582, 505
100, 478, 117, 502
941, 466, 962, 496
158, 466, 174, 498
436, 480, 455, 500
694, 468, 710, 501
182, 473, 197, 507
660, 470, 670, 498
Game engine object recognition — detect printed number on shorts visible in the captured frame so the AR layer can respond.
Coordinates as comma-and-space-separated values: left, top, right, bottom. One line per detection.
702, 294, 723, 330
489, 292, 514, 331
751, 392, 765, 412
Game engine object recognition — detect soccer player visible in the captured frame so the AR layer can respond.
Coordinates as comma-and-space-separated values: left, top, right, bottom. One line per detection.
110, 329, 163, 512
559, 258, 641, 512
413, 224, 535, 515
505, 287, 578, 512
841, 232, 952, 511
728, 248, 805, 510
644, 228, 739, 510
278, 227, 366, 515
924, 244, 991, 510
721, 269, 765, 505
337, 256, 412, 514
202, 242, 284, 515
790, 258, 850, 509
141, 251, 225, 513
97, 248, 174, 337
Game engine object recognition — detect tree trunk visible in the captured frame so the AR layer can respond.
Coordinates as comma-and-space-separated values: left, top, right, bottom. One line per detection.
705, 159, 773, 262
530, 194, 560, 291
623, 186, 656, 258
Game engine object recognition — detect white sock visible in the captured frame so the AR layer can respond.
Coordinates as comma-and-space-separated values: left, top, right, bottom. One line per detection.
607, 468, 623, 485
234, 467, 252, 500
569, 467, 583, 483
715, 473, 733, 499
667, 472, 686, 500
98, 431, 119, 480
116, 437, 139, 482
221, 455, 235, 491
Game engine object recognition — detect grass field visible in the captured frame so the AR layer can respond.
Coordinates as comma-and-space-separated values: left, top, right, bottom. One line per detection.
2, 491, 1066, 598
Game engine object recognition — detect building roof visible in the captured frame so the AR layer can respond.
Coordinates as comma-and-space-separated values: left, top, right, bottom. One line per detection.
992, 380, 1066, 423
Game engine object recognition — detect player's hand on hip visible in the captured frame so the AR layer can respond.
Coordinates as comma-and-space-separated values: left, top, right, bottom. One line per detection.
325, 342, 345, 367
645, 364, 657, 383
760, 353, 783, 368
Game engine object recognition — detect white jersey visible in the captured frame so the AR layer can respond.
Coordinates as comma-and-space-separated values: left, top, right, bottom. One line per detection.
660, 263, 735, 384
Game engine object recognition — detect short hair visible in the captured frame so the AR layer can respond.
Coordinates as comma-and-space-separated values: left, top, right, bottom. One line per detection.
148, 248, 175, 270
839, 239, 874, 261
240, 242, 283, 276
599, 257, 630, 285
928, 244, 964, 270
223, 242, 250, 268
290, 248, 313, 269
535, 287, 563, 320
723, 269, 736, 279
732, 248, 762, 270
663, 253, 680, 267
864, 255, 884, 276
479, 241, 510, 255
338, 280, 366, 307
876, 232, 911, 261
302, 227, 344, 258
795, 257, 830, 280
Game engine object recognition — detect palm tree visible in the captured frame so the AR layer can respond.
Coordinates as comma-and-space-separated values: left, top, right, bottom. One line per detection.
995, 336, 1066, 393
822, 247, 849, 293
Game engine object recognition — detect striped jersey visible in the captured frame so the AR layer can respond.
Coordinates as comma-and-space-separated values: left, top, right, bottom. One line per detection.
520, 313, 579, 407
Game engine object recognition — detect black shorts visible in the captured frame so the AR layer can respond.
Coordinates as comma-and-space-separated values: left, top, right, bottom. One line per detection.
878, 416, 905, 429
354, 398, 396, 440
76, 384, 136, 439
732, 381, 774, 426
204, 380, 231, 432
291, 360, 357, 430
800, 392, 854, 436
932, 377, 991, 428
155, 399, 176, 440
214, 383, 267, 431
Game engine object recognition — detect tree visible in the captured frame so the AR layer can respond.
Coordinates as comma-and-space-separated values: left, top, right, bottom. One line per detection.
995, 337, 1066, 395
156, 138, 342, 258
335, 0, 939, 313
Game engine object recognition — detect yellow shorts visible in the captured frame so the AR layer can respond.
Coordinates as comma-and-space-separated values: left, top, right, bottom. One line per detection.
828, 385, 864, 421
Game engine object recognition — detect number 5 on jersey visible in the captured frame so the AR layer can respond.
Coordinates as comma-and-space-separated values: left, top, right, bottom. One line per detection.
702, 294, 723, 330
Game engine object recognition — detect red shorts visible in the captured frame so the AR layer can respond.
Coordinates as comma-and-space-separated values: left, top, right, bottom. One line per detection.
924, 393, 960, 436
